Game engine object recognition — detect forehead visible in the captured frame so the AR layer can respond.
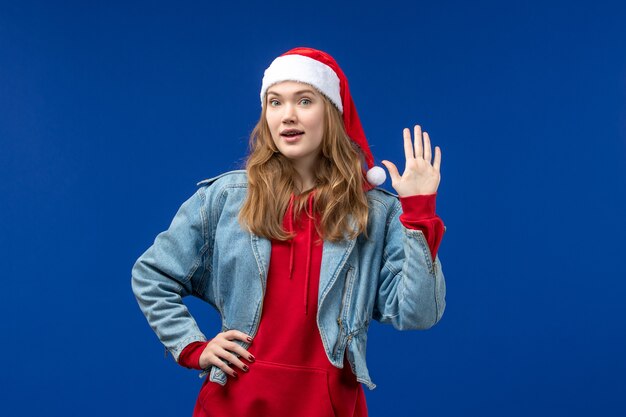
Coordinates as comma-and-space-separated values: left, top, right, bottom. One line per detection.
266, 80, 321, 97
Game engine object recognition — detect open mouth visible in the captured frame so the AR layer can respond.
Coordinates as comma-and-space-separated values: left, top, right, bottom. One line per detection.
281, 129, 304, 137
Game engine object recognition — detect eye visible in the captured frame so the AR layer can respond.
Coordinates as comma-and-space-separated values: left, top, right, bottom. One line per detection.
300, 98, 312, 105
269, 99, 280, 107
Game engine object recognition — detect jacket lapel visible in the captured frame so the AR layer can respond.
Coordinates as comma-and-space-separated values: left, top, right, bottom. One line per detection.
250, 234, 272, 291
250, 216, 357, 299
319, 214, 358, 300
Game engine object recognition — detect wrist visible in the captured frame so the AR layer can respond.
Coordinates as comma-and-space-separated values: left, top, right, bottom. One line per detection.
398, 191, 437, 197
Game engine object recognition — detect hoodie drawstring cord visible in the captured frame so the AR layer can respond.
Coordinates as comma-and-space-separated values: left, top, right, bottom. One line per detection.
304, 192, 314, 315
287, 193, 295, 281
285, 191, 316, 315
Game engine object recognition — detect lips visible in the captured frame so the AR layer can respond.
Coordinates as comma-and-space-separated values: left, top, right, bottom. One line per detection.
280, 129, 304, 137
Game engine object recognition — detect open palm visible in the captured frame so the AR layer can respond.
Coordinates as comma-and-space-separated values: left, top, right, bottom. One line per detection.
381, 125, 442, 197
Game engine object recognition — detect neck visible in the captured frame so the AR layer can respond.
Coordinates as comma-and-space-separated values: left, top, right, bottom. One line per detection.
292, 157, 318, 194
294, 169, 315, 193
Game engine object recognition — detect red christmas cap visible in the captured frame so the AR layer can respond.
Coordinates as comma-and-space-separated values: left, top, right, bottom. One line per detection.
260, 47, 386, 187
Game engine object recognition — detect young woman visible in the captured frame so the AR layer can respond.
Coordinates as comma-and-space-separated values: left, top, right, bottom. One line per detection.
132, 47, 446, 417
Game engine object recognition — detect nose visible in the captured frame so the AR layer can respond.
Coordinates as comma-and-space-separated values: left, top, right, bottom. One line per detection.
281, 103, 296, 124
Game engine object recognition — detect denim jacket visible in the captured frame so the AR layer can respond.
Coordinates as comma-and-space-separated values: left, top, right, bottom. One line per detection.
131, 170, 446, 390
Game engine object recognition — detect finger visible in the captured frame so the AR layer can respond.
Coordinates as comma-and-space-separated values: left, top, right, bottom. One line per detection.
414, 125, 423, 158
217, 333, 255, 363
433, 146, 442, 171
423, 131, 432, 163
225, 341, 256, 363
209, 353, 239, 378
219, 363, 239, 379
381, 160, 401, 183
224, 329, 253, 343
219, 348, 250, 373
403, 128, 414, 160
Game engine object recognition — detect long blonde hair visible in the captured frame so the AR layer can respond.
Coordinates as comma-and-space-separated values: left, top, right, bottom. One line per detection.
238, 94, 370, 242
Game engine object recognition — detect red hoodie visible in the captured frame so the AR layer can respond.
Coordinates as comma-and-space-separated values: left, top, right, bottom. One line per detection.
182, 193, 444, 417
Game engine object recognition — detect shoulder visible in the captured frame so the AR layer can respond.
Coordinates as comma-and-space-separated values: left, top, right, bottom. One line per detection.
365, 187, 402, 227
366, 186, 401, 213
192, 170, 249, 211
190, 171, 249, 219
196, 170, 249, 190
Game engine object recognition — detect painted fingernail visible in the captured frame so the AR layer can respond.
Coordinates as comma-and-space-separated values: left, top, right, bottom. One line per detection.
233, 371, 238, 379
248, 355, 255, 362
247, 336, 253, 342
243, 365, 249, 372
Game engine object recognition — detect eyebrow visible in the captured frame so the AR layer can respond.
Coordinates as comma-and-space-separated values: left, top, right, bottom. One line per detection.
266, 89, 318, 97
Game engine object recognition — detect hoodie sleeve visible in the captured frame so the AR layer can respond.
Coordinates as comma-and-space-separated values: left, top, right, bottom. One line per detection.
398, 193, 445, 261
178, 340, 211, 370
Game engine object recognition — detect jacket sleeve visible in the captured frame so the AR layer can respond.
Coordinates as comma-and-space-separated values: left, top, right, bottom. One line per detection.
131, 187, 210, 361
372, 198, 446, 330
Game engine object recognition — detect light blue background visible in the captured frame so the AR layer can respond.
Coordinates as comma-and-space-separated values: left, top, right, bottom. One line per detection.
1, 1, 625, 415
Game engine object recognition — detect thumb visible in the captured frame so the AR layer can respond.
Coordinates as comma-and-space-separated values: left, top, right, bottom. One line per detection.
381, 160, 400, 183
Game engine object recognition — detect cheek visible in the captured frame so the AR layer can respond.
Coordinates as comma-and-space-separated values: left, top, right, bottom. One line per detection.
315, 112, 325, 143
266, 114, 279, 138
306, 109, 324, 134
266, 108, 282, 125
265, 115, 280, 138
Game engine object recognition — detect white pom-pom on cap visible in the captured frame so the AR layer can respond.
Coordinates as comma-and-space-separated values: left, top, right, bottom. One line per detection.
366, 166, 387, 186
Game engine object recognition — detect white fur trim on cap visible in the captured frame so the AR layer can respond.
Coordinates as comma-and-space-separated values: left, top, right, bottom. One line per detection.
260, 54, 343, 113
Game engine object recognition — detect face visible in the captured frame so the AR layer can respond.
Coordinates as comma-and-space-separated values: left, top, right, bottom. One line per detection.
265, 81, 325, 174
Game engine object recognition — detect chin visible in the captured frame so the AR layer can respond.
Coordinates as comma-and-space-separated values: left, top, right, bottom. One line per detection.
282, 153, 305, 161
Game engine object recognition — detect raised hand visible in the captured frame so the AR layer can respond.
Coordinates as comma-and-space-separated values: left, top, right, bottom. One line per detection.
381, 124, 442, 197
